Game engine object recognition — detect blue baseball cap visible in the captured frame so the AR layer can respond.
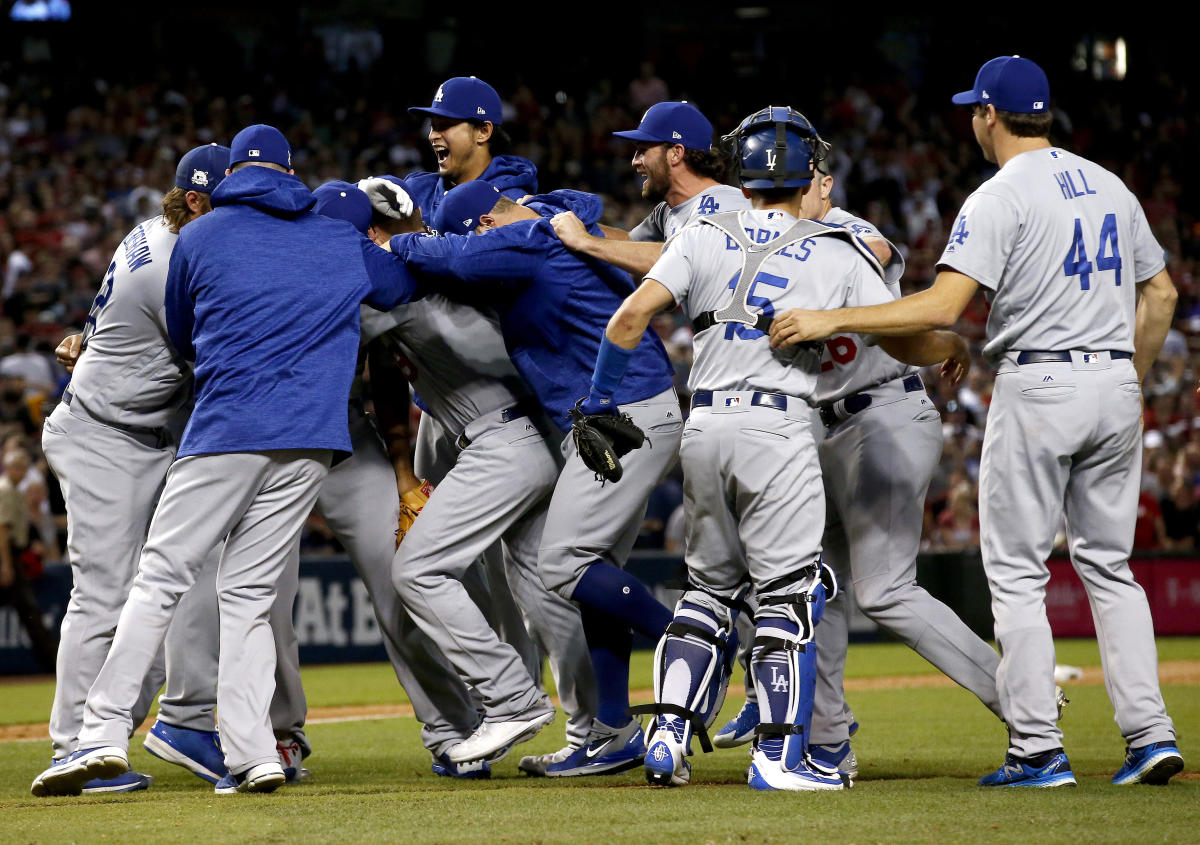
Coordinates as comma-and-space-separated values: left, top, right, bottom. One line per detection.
409, 77, 504, 125
613, 101, 714, 151
174, 144, 230, 193
229, 124, 292, 169
313, 181, 372, 234
952, 56, 1050, 114
434, 181, 502, 236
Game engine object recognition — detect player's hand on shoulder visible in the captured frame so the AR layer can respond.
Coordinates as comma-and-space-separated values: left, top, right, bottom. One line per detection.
550, 211, 590, 250
55, 333, 83, 373
939, 333, 971, 384
769, 309, 837, 348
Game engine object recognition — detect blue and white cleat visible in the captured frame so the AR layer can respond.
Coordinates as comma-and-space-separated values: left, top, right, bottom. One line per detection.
1112, 742, 1184, 786
143, 720, 228, 784
431, 753, 491, 779
214, 762, 287, 794
747, 749, 850, 791
809, 741, 858, 779
544, 718, 646, 777
644, 727, 691, 787
713, 700, 759, 749
518, 744, 579, 777
978, 751, 1076, 788
31, 746, 130, 797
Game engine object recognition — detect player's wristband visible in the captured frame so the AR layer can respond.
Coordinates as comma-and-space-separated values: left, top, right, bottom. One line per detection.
590, 335, 635, 401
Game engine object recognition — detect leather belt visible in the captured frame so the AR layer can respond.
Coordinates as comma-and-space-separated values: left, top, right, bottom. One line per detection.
1015, 350, 1132, 364
690, 390, 790, 411
818, 373, 923, 427
455, 402, 532, 450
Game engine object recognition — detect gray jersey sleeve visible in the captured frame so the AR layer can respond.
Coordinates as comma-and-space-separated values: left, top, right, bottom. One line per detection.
630, 203, 669, 242
936, 190, 1019, 291
823, 207, 906, 291
645, 226, 699, 306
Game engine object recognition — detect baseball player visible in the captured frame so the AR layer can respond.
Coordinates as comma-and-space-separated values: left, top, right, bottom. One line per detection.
591, 106, 971, 791
35, 145, 229, 795
32, 124, 421, 797
551, 101, 749, 274
404, 76, 538, 222
713, 131, 1005, 772
770, 56, 1183, 787
386, 182, 682, 777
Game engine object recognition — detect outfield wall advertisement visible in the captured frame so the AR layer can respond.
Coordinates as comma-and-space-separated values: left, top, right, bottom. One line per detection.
2, 552, 1198, 673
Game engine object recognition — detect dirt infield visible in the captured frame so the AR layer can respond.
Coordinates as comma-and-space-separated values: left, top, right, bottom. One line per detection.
3, 658, 1197, 745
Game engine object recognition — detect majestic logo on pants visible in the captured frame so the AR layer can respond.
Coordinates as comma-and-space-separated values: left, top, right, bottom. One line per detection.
770, 667, 788, 693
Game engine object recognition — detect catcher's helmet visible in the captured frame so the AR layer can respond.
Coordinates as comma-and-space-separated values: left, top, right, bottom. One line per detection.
725, 106, 829, 190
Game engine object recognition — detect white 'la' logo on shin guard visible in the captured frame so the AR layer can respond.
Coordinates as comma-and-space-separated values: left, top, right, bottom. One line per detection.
770, 667, 789, 693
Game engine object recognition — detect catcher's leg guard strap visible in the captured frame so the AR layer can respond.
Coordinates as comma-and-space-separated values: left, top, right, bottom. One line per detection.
634, 593, 732, 753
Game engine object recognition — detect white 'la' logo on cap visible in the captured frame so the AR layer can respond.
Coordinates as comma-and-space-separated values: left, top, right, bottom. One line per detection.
249, 149, 261, 157
434, 86, 444, 103
191, 169, 209, 187
766, 149, 777, 171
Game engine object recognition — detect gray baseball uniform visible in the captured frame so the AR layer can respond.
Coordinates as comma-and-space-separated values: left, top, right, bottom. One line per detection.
41, 217, 191, 760
644, 209, 893, 775
630, 184, 750, 242
939, 146, 1175, 757
364, 294, 570, 725
809, 208, 1002, 746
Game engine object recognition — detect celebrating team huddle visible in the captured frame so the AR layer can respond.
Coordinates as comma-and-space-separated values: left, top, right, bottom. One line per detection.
31, 55, 1184, 799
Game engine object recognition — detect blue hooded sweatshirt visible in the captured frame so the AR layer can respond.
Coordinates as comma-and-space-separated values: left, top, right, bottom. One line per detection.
390, 189, 674, 431
404, 154, 538, 223
165, 166, 418, 458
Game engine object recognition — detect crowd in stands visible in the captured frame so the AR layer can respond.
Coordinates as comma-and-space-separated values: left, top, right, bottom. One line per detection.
1, 43, 1196, 563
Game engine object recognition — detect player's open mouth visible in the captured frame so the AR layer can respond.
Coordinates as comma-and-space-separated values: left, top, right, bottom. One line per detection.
434, 146, 450, 165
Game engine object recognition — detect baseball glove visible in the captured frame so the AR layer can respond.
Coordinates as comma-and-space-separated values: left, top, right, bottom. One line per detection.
568, 400, 646, 484
396, 479, 434, 548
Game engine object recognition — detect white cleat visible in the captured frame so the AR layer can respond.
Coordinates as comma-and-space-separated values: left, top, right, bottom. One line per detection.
448, 708, 555, 763
214, 761, 287, 794
31, 746, 129, 797
747, 749, 851, 791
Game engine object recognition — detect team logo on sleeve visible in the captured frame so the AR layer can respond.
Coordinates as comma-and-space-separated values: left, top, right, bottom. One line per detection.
190, 169, 210, 187
945, 214, 970, 252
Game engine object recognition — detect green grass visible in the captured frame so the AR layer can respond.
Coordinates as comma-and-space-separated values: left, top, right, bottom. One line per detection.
1, 640, 1196, 844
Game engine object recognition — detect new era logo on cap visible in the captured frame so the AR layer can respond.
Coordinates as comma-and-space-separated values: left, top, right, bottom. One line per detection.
672, 131, 682, 139
249, 149, 260, 157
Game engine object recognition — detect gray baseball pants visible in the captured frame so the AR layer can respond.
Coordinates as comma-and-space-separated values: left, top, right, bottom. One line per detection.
981, 354, 1175, 757
415, 413, 596, 747
75, 449, 330, 775
41, 405, 171, 760
539, 388, 684, 597
396, 409, 557, 721
811, 388, 1003, 744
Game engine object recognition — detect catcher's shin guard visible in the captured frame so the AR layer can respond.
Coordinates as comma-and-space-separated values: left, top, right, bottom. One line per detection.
752, 573, 826, 772
629, 592, 733, 753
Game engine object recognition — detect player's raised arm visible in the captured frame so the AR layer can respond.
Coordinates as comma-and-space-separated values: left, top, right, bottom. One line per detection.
578, 279, 677, 415
1133, 268, 1179, 382
769, 270, 980, 348
551, 211, 665, 276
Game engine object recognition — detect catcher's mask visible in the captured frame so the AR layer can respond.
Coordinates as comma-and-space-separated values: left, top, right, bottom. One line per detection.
724, 106, 830, 190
